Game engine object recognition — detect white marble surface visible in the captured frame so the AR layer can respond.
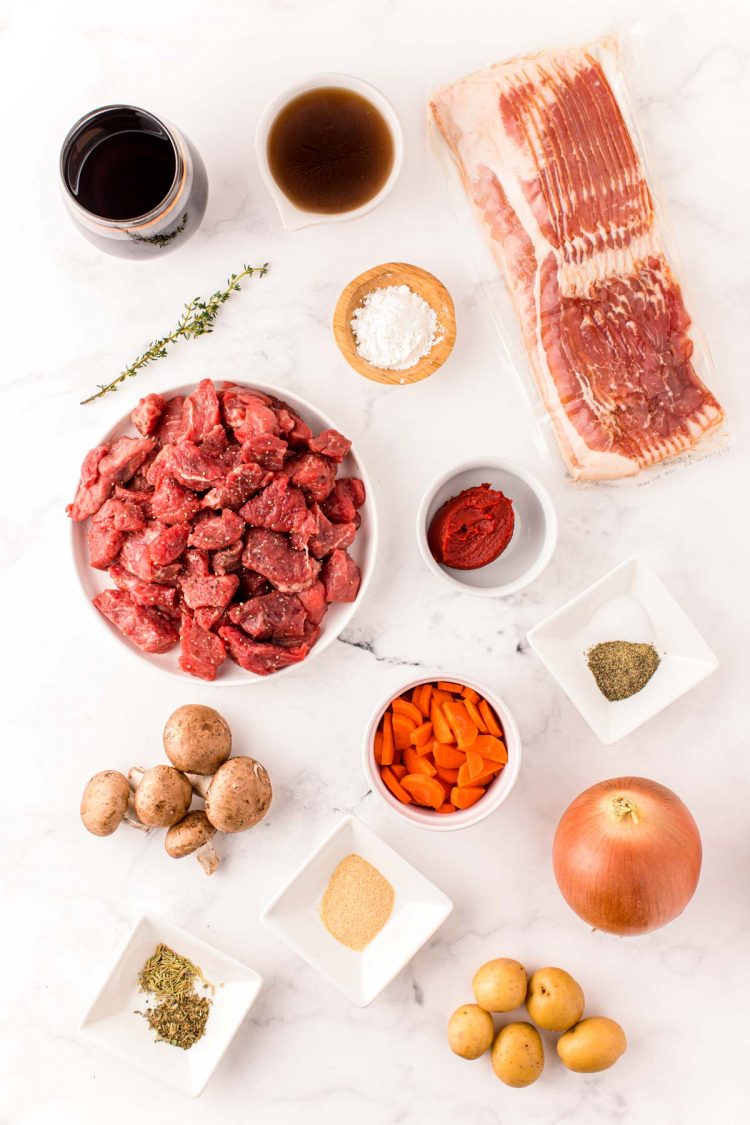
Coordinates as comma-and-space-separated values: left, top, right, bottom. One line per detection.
2, 0, 750, 1121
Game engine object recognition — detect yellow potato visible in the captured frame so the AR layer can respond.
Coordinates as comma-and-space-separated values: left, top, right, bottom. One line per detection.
491, 1022, 544, 1087
526, 967, 585, 1032
447, 1004, 494, 1060
472, 958, 527, 1013
557, 1017, 627, 1073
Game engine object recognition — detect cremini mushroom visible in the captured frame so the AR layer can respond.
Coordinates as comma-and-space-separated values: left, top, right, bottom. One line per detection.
129, 764, 192, 828
81, 770, 148, 836
165, 810, 220, 875
162, 704, 232, 776
191, 756, 272, 833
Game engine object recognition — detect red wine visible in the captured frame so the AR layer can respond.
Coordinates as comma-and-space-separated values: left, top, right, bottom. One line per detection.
75, 130, 176, 220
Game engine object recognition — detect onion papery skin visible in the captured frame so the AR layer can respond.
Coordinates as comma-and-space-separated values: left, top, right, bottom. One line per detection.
552, 776, 702, 937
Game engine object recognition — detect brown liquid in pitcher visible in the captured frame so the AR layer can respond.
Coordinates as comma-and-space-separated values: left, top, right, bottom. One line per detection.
267, 87, 394, 214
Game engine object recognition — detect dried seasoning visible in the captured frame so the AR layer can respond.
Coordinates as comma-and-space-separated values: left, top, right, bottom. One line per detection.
586, 641, 660, 702
320, 853, 394, 951
135, 943, 214, 1050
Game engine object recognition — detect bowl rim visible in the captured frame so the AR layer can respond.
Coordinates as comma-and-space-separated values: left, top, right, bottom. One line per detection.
70, 379, 378, 686
416, 456, 558, 598
254, 72, 404, 231
362, 671, 522, 832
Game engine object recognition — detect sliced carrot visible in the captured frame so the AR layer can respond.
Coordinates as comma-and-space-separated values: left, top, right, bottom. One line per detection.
464, 699, 488, 733
392, 698, 424, 726
435, 764, 460, 785
431, 701, 454, 744
461, 686, 480, 704
392, 710, 417, 734
458, 759, 502, 787
404, 746, 437, 777
381, 713, 395, 766
436, 803, 456, 814
416, 683, 432, 716
478, 699, 503, 738
451, 786, 486, 810
410, 686, 423, 710
473, 734, 508, 764
468, 766, 504, 787
410, 721, 433, 748
401, 774, 445, 810
391, 764, 407, 780
465, 749, 486, 781
431, 687, 453, 707
435, 775, 453, 800
438, 680, 463, 693
443, 701, 479, 749
433, 742, 466, 769
382, 766, 411, 803
374, 729, 384, 766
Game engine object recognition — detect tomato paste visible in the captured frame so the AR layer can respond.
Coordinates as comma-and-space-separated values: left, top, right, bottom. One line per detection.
428, 483, 514, 570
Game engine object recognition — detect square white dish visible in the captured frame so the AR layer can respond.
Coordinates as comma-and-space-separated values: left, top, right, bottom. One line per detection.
260, 815, 453, 1006
526, 556, 718, 745
80, 912, 263, 1097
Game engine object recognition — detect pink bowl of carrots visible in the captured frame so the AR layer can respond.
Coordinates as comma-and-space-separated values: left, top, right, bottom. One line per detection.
363, 674, 522, 831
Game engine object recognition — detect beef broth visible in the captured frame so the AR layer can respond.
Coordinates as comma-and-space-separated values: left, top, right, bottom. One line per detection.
267, 87, 394, 214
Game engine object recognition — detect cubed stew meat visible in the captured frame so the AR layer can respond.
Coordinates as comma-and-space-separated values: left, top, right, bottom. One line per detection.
69, 380, 365, 679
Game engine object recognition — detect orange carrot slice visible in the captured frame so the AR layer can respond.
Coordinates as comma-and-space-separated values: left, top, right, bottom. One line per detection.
431, 687, 453, 707
435, 764, 460, 785
451, 786, 485, 810
436, 803, 456, 814
473, 735, 508, 764
382, 766, 411, 803
404, 746, 437, 777
469, 766, 503, 787
392, 698, 424, 726
410, 721, 433, 748
392, 710, 417, 733
478, 699, 503, 738
465, 749, 485, 781
374, 729, 384, 766
416, 684, 432, 716
381, 713, 395, 766
461, 686, 480, 704
431, 701, 454, 744
433, 742, 465, 769
443, 701, 479, 749
458, 759, 501, 787
464, 699, 488, 734
391, 764, 407, 780
401, 774, 445, 810
438, 681, 463, 693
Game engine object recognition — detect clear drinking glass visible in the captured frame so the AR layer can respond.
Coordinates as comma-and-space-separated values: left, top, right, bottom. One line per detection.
59, 104, 208, 259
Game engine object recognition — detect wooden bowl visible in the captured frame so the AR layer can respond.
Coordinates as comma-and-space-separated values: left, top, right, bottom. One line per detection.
333, 262, 456, 385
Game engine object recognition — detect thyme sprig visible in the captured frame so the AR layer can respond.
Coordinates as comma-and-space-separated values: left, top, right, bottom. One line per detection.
81, 262, 269, 404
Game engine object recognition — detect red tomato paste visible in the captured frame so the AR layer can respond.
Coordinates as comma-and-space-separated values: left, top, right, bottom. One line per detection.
428, 483, 514, 570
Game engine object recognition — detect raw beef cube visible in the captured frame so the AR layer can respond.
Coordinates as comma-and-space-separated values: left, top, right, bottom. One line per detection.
241, 433, 288, 470
229, 591, 307, 639
322, 549, 361, 603
150, 476, 202, 525
219, 626, 311, 675
162, 442, 228, 491
113, 486, 153, 519
238, 570, 272, 598
156, 396, 185, 444
321, 478, 366, 523
149, 522, 190, 567
194, 605, 225, 630
109, 564, 178, 611
287, 452, 337, 503
212, 540, 244, 575
270, 397, 313, 446
240, 477, 316, 544
131, 393, 166, 436
183, 548, 211, 578
67, 436, 156, 521
222, 386, 279, 442
99, 436, 158, 483
180, 573, 239, 610
175, 379, 221, 443
242, 529, 320, 594
93, 589, 179, 653
96, 496, 147, 532
308, 505, 356, 558
179, 613, 227, 681
309, 428, 352, 462
273, 620, 321, 648
88, 521, 123, 570
297, 580, 328, 626
119, 527, 181, 583
188, 509, 245, 551
199, 423, 230, 460
202, 463, 268, 510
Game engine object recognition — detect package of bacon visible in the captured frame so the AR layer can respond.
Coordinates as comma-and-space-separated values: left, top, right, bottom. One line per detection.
430, 37, 728, 483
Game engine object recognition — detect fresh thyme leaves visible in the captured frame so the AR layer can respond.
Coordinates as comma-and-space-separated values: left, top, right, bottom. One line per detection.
135, 943, 215, 1051
81, 262, 269, 405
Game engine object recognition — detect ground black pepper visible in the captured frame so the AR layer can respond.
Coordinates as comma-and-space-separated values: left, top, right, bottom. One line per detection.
586, 641, 660, 702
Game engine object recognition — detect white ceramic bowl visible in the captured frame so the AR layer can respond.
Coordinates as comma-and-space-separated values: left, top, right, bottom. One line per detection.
363, 673, 522, 832
527, 555, 719, 745
80, 912, 263, 1097
260, 814, 453, 1006
416, 457, 558, 597
255, 72, 404, 230
70, 381, 378, 685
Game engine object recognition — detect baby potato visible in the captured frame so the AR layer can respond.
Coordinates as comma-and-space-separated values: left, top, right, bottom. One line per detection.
526, 967, 585, 1032
491, 1022, 544, 1087
557, 1017, 627, 1073
472, 958, 528, 1013
447, 1004, 494, 1060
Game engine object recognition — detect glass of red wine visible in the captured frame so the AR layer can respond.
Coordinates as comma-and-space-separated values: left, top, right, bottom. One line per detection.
60, 104, 208, 258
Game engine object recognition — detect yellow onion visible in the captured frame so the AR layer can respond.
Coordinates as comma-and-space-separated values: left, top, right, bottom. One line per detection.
552, 777, 701, 936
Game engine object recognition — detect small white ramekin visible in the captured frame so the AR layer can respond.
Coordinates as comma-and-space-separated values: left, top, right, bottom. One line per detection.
416, 457, 558, 598
362, 673, 522, 832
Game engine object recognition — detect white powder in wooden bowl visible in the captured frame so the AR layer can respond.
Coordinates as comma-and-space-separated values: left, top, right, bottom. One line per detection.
320, 853, 395, 951
351, 285, 440, 371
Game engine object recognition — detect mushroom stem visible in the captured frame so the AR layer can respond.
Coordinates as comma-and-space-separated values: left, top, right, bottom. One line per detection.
195, 839, 220, 875
185, 772, 211, 799
124, 794, 150, 832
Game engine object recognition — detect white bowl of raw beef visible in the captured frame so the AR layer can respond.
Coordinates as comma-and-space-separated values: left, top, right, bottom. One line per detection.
68, 380, 377, 684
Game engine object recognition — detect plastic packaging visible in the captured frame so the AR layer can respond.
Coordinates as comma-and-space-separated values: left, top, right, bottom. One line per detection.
428, 34, 729, 485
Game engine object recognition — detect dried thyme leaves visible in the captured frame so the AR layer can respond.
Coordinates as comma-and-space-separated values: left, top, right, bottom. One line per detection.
135, 943, 214, 1050
586, 641, 660, 702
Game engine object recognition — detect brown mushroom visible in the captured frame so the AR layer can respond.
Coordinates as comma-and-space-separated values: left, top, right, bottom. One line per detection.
165, 810, 220, 875
129, 765, 192, 828
162, 705, 232, 776
194, 757, 272, 834
81, 770, 145, 836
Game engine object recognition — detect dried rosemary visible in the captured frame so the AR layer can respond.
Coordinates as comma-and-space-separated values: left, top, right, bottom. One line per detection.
586, 641, 660, 702
135, 943, 214, 1050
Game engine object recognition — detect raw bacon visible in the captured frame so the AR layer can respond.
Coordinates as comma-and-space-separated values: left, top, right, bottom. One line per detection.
431, 40, 724, 480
